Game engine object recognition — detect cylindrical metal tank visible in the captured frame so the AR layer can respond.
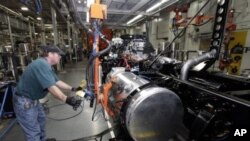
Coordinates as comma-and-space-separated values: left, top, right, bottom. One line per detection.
107, 68, 184, 141
125, 87, 183, 141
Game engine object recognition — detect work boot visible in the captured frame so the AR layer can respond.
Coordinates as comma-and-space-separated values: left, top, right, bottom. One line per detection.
45, 138, 56, 141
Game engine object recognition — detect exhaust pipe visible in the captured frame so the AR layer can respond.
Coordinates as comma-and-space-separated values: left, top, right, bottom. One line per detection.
180, 49, 217, 81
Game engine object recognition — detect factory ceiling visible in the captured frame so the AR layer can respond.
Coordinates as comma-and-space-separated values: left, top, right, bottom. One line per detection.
0, 0, 183, 30
71, 0, 179, 29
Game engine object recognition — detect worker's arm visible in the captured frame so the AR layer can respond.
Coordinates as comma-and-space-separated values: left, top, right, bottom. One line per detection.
48, 85, 67, 102
48, 85, 82, 110
55, 80, 73, 91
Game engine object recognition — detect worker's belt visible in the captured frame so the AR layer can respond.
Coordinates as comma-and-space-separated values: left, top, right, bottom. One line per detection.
15, 92, 39, 108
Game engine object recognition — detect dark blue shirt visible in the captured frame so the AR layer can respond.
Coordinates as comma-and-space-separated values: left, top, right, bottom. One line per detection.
16, 58, 59, 100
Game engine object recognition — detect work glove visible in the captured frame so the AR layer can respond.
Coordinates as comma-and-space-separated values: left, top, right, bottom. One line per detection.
66, 96, 82, 110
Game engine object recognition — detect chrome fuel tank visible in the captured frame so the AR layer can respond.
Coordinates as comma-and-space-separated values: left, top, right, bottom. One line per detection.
107, 68, 184, 141
125, 86, 183, 141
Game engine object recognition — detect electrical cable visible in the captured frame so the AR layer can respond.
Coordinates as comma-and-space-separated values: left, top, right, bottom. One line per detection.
46, 104, 83, 121
148, 0, 211, 68
91, 97, 98, 121
87, 43, 112, 122
192, 18, 212, 26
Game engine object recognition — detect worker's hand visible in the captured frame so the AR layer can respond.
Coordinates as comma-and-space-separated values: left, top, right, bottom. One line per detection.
66, 96, 82, 110
71, 86, 82, 92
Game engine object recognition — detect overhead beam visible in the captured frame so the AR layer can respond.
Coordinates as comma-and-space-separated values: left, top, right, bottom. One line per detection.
76, 6, 145, 15
106, 0, 112, 8
117, 0, 151, 24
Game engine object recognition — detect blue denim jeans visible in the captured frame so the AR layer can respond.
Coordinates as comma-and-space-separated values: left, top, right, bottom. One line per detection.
13, 92, 46, 141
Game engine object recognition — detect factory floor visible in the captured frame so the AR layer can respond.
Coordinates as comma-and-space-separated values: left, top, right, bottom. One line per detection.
1, 58, 112, 141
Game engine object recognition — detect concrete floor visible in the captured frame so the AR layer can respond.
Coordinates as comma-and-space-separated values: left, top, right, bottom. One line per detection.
2, 59, 112, 141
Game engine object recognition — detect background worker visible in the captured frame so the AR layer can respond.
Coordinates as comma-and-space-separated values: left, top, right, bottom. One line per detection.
13, 45, 82, 141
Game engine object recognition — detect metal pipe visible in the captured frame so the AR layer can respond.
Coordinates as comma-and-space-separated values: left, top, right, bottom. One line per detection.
0, 4, 28, 22
180, 49, 216, 80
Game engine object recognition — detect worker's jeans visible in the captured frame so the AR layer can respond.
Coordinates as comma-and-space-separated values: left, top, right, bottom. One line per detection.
13, 93, 46, 141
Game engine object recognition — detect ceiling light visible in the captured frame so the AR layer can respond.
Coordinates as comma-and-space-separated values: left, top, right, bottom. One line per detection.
21, 6, 29, 11
86, 11, 89, 23
146, 0, 169, 13
127, 14, 143, 25
87, 0, 95, 8
37, 17, 42, 20
78, 0, 82, 4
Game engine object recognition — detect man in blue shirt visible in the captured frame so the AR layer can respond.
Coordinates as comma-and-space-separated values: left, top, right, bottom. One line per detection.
13, 45, 82, 141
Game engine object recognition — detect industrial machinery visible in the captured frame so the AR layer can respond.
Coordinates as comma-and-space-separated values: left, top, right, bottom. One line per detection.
101, 67, 183, 141
100, 35, 155, 81
83, 0, 250, 141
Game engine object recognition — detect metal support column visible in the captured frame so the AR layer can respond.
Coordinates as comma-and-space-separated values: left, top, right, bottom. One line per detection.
72, 25, 77, 62
28, 22, 33, 45
41, 20, 46, 46
32, 22, 36, 43
67, 19, 72, 61
51, 7, 58, 45
7, 16, 14, 46
75, 26, 79, 61
7, 15, 17, 81
51, 6, 61, 71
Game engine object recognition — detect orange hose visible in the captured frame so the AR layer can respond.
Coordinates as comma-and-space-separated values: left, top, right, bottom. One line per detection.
102, 81, 114, 116
94, 36, 100, 103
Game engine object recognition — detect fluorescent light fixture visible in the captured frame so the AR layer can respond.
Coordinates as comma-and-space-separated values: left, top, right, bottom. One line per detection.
87, 0, 95, 8
44, 24, 53, 29
146, 0, 169, 13
86, 11, 89, 23
21, 6, 29, 11
44, 24, 52, 27
37, 17, 42, 20
127, 14, 143, 25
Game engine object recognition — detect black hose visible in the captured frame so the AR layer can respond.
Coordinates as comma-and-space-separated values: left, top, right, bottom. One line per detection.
86, 42, 112, 88
46, 104, 83, 121
91, 98, 97, 121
